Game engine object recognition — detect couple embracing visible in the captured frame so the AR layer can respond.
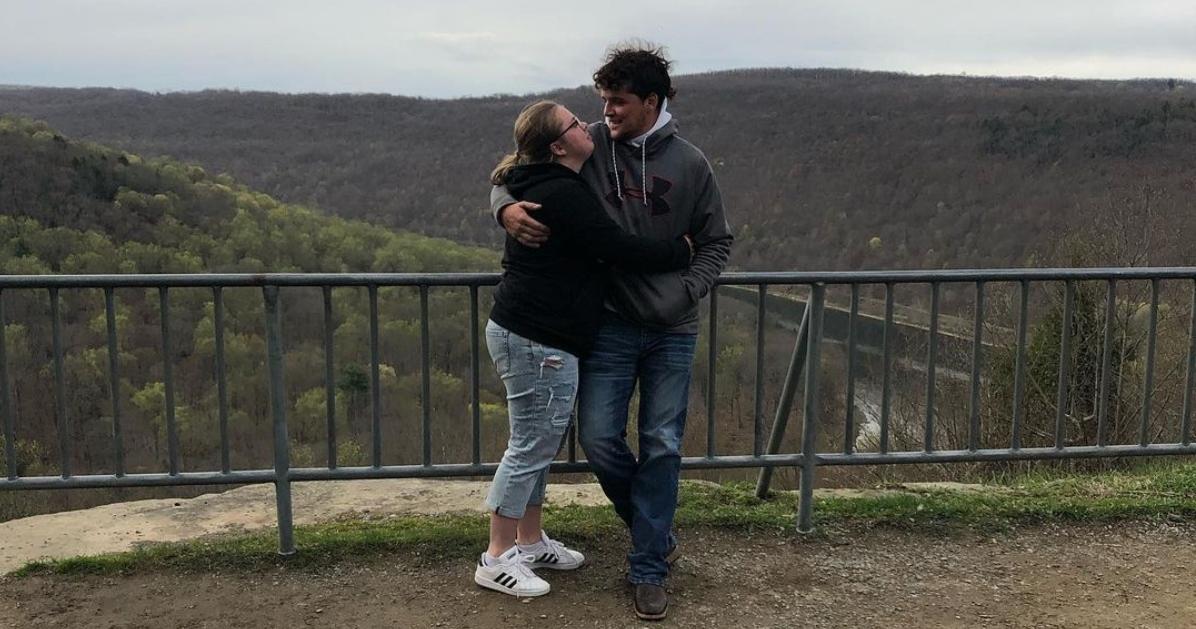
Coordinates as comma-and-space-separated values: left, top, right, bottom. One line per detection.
476, 42, 733, 621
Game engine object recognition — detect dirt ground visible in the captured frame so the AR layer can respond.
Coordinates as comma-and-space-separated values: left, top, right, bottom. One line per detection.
0, 480, 612, 574
2, 520, 1194, 629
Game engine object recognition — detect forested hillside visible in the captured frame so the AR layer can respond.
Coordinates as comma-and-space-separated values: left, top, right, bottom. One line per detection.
1, 69, 1195, 271
0, 116, 504, 501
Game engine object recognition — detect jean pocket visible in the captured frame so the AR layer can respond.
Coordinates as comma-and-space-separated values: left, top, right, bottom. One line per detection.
486, 338, 511, 378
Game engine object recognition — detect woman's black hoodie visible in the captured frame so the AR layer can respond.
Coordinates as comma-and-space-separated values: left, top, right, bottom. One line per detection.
489, 162, 691, 357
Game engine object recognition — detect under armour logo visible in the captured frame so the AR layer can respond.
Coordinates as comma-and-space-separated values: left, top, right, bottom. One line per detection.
605, 170, 673, 216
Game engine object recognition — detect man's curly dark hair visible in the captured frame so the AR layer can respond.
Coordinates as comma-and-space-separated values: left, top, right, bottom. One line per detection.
592, 41, 677, 104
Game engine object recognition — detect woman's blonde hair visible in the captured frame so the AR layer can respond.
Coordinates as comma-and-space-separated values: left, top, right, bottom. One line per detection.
490, 100, 563, 185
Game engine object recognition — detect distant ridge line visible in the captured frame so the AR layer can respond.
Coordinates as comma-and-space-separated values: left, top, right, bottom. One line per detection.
0, 68, 1191, 100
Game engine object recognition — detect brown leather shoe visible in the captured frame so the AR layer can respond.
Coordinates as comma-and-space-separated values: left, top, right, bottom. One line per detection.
634, 584, 669, 621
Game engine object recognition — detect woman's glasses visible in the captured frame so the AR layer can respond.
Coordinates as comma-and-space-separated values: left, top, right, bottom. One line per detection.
553, 117, 585, 143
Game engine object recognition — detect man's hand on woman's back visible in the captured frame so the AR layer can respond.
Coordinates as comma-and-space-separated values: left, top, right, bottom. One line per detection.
500, 201, 550, 247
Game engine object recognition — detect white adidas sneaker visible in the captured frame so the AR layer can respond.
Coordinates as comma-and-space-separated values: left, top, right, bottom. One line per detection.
519, 530, 586, 571
474, 546, 551, 597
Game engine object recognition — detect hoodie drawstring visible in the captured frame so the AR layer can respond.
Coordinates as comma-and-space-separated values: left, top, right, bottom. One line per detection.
611, 135, 624, 202
609, 133, 651, 209
640, 141, 648, 209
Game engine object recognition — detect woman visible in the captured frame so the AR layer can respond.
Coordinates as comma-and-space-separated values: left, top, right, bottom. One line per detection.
476, 100, 692, 597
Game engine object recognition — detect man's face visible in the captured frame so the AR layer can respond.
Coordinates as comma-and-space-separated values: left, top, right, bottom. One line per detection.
599, 87, 658, 141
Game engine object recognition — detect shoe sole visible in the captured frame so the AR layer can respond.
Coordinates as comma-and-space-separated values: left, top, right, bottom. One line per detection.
526, 559, 585, 571
666, 545, 681, 566
634, 606, 668, 621
474, 573, 550, 597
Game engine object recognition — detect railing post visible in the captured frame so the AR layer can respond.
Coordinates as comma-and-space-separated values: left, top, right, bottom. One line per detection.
968, 281, 984, 452
0, 290, 14, 481
1139, 279, 1160, 446
420, 285, 432, 466
159, 287, 179, 476
754, 302, 811, 498
1012, 280, 1030, 450
754, 284, 768, 458
706, 286, 718, 458
797, 283, 825, 534
469, 285, 482, 466
49, 288, 73, 479
924, 282, 940, 452
1096, 280, 1116, 447
263, 285, 296, 557
843, 284, 859, 455
1182, 280, 1196, 447
105, 288, 125, 476
1055, 281, 1075, 449
368, 285, 382, 468
880, 283, 895, 453
322, 286, 336, 470
214, 287, 231, 474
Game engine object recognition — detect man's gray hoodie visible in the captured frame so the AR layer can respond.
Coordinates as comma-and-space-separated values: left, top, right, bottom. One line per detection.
491, 116, 733, 334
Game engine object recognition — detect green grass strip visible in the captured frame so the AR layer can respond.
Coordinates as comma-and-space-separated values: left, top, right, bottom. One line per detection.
13, 462, 1196, 577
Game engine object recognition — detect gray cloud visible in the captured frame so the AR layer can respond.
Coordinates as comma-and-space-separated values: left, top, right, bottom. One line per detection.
1, 0, 1192, 97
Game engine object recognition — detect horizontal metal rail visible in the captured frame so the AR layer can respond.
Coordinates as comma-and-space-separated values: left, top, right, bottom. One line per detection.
8, 442, 1196, 491
4, 266, 1196, 289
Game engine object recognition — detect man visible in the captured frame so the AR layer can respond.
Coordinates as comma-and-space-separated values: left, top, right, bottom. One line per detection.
491, 43, 732, 621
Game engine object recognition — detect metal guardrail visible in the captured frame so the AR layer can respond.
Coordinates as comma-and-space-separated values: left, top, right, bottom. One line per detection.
3, 269, 1196, 555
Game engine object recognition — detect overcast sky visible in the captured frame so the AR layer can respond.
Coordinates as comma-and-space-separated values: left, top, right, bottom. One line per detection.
2, 0, 1194, 98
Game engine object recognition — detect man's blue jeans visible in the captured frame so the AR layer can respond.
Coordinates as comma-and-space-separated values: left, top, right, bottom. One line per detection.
577, 317, 696, 586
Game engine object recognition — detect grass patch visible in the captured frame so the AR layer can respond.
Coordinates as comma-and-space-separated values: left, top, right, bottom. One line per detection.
816, 460, 1196, 529
13, 463, 1196, 577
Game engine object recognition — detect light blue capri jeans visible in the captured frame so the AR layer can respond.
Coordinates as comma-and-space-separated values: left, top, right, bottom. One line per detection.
484, 320, 579, 519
